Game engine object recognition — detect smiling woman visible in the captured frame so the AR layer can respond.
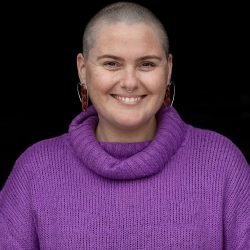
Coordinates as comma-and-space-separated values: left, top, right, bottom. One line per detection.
0, 2, 249, 249
77, 21, 172, 142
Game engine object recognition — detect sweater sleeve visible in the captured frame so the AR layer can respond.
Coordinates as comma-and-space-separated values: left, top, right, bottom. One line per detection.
223, 145, 250, 249
0, 153, 39, 249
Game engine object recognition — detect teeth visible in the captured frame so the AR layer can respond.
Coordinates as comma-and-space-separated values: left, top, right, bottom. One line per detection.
113, 95, 142, 103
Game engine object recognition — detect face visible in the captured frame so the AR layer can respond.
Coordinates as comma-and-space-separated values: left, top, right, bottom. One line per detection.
77, 22, 172, 131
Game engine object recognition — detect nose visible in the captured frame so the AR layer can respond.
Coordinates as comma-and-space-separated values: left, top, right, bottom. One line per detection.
120, 66, 139, 91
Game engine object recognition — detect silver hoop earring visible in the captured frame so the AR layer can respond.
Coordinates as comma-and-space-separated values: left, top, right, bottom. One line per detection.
77, 82, 84, 103
170, 80, 175, 107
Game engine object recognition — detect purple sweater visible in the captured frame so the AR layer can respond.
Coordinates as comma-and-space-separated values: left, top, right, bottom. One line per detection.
0, 106, 250, 249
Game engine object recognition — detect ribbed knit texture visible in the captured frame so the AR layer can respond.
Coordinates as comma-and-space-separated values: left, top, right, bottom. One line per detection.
0, 106, 250, 249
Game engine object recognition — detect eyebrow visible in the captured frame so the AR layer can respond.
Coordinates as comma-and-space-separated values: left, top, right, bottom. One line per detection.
97, 54, 163, 61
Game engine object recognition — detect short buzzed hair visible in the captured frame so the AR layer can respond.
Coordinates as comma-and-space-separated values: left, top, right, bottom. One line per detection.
82, 2, 169, 58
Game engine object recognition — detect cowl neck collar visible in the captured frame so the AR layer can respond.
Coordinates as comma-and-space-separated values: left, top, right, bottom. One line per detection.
69, 106, 187, 180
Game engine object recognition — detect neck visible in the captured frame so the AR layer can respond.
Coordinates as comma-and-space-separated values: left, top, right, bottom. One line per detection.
96, 117, 157, 142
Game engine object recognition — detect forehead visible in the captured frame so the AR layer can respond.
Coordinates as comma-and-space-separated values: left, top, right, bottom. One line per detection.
91, 22, 164, 57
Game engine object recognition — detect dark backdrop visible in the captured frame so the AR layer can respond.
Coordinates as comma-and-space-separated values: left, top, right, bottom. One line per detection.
1, 1, 249, 189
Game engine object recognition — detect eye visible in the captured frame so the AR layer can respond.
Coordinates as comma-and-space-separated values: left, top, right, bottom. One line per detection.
103, 61, 121, 70
139, 61, 156, 71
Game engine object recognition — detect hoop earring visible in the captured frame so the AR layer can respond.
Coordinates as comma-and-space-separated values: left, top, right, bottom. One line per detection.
77, 82, 88, 112
163, 81, 175, 108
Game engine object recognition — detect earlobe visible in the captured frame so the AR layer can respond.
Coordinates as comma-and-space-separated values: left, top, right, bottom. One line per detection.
77, 53, 86, 83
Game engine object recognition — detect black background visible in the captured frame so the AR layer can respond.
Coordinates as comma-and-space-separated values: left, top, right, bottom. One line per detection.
1, 1, 249, 189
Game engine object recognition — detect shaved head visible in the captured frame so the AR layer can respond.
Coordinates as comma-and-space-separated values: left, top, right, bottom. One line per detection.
82, 2, 169, 59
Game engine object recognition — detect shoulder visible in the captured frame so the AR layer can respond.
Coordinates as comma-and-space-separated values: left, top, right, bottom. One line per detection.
14, 133, 71, 169
187, 125, 243, 154
186, 125, 249, 172
1, 133, 71, 195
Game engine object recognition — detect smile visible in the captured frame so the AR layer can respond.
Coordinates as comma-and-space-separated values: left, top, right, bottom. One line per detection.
111, 94, 146, 105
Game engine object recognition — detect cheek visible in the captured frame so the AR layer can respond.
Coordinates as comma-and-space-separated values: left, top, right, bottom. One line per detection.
87, 70, 114, 96
141, 73, 166, 94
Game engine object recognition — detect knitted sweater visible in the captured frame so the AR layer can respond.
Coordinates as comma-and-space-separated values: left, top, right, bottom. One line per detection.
0, 106, 249, 249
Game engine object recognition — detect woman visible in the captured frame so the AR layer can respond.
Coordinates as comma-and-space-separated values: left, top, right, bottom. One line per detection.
1, 2, 249, 249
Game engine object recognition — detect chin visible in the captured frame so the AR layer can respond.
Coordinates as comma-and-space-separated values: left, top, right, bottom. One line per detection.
113, 115, 147, 130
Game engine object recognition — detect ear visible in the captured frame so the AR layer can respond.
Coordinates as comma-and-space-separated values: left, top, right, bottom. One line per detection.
77, 53, 86, 84
166, 54, 173, 84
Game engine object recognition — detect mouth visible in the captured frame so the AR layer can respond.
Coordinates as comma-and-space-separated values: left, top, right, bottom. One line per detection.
110, 94, 147, 105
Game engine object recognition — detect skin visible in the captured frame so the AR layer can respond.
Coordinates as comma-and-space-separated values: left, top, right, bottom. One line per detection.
77, 22, 172, 142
